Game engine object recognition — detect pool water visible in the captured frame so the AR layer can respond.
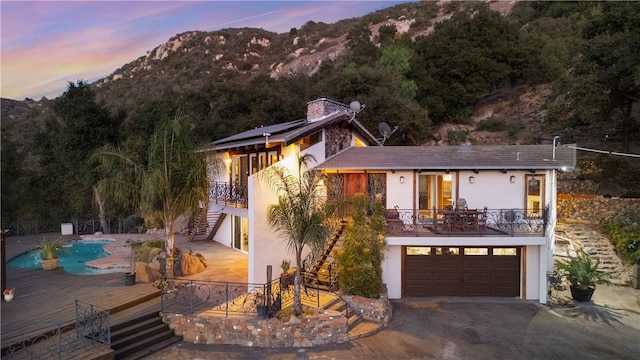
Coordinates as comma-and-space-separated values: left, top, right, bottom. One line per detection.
7, 240, 123, 275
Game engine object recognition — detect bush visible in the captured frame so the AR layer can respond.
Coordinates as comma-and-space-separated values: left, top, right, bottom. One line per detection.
447, 129, 470, 145
601, 214, 640, 265
476, 117, 507, 132
336, 195, 385, 298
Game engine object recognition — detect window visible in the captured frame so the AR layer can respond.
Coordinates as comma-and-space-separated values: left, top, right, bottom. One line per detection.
406, 247, 431, 255
300, 131, 322, 150
525, 174, 545, 216
464, 248, 488, 255
436, 247, 459, 255
493, 248, 518, 256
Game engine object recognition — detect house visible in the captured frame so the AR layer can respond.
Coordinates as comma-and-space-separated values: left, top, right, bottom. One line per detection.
202, 98, 576, 304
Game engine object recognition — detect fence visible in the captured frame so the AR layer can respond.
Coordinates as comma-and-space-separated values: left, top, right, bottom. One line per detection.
1, 217, 145, 237
1, 301, 111, 359
159, 276, 323, 318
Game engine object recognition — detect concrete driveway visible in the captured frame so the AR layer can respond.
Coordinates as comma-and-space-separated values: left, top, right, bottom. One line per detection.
146, 298, 640, 359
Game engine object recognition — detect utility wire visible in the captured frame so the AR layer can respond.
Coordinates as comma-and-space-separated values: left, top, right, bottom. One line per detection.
566, 145, 640, 158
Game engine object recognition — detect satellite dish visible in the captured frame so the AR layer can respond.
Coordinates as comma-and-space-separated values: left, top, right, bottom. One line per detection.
378, 122, 392, 137
377, 122, 398, 145
349, 101, 362, 113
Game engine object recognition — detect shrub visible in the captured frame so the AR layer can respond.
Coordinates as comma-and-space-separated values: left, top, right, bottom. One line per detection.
447, 129, 470, 145
476, 117, 507, 132
601, 214, 640, 265
336, 195, 385, 298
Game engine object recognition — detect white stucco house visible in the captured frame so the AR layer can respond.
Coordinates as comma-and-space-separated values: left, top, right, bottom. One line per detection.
201, 98, 576, 304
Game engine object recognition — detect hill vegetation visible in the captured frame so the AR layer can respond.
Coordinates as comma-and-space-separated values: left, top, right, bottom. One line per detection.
1, 1, 639, 225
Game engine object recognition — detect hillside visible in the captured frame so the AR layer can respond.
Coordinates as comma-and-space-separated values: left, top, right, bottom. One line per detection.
2, 0, 639, 223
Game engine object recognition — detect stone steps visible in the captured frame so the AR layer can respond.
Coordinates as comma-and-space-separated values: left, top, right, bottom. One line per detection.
555, 222, 632, 285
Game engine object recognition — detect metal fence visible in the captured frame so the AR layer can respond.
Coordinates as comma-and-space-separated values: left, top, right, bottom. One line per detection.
0, 216, 145, 237
159, 276, 322, 318
1, 301, 111, 359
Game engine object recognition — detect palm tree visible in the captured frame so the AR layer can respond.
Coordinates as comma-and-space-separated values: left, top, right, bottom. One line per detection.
92, 113, 212, 277
264, 153, 334, 316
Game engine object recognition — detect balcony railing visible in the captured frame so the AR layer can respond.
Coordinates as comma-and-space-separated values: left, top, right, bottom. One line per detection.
209, 181, 248, 209
386, 207, 547, 237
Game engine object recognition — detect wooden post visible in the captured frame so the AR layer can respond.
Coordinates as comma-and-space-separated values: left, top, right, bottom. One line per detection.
1, 230, 8, 294
266, 265, 272, 315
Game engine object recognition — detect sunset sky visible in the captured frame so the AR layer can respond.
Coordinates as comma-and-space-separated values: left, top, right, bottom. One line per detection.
1, 1, 406, 101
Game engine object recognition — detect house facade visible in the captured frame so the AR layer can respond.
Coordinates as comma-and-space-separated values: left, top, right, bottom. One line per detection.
202, 98, 576, 304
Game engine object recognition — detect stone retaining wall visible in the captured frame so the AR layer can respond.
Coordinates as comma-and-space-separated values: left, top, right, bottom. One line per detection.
161, 295, 392, 348
557, 194, 640, 223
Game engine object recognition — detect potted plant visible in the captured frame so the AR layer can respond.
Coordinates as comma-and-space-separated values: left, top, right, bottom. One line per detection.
3, 288, 15, 302
556, 248, 611, 302
254, 292, 267, 317
38, 237, 66, 270
280, 259, 293, 288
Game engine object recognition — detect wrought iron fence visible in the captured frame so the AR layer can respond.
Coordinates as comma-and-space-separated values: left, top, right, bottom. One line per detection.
387, 207, 547, 237
209, 181, 248, 208
2, 301, 111, 359
159, 276, 321, 318
1, 216, 145, 237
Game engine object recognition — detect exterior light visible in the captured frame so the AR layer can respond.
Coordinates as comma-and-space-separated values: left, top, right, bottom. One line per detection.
400, 176, 405, 184
510, 175, 516, 183
469, 176, 475, 184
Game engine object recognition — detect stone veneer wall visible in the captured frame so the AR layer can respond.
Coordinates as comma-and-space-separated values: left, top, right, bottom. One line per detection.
307, 98, 347, 121
557, 194, 640, 223
325, 125, 352, 158
161, 296, 392, 348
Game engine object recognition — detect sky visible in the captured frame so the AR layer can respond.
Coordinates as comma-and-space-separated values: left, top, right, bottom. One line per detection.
0, 1, 408, 101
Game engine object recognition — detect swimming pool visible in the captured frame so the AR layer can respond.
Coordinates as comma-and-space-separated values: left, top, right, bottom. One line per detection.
7, 239, 125, 275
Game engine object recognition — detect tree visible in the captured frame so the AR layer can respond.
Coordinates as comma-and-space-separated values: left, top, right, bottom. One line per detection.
92, 113, 212, 277
35, 80, 119, 221
264, 154, 334, 316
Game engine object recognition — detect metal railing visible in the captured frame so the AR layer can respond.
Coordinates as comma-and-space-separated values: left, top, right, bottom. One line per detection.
209, 181, 248, 208
1, 216, 145, 237
387, 207, 547, 237
159, 276, 322, 318
2, 301, 110, 359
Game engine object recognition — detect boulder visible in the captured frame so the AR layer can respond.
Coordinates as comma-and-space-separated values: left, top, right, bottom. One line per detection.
135, 262, 162, 283
178, 252, 207, 276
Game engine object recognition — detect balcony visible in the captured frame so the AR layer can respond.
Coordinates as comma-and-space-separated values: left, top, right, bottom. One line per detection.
209, 181, 248, 209
385, 207, 547, 237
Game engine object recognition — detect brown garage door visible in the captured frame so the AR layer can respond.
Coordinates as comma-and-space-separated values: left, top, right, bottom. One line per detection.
404, 247, 521, 297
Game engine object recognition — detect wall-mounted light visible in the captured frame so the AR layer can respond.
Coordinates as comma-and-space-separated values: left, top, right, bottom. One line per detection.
510, 175, 516, 183
469, 176, 475, 184
399, 176, 405, 184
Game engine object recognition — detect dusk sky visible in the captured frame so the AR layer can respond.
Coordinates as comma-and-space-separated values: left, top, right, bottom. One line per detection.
1, 1, 407, 101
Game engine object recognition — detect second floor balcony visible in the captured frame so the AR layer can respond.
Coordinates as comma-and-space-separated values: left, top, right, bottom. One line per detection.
209, 181, 248, 209
386, 207, 548, 237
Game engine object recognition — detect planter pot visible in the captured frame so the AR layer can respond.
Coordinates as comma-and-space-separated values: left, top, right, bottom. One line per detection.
4, 293, 14, 302
125, 272, 136, 286
257, 305, 268, 317
570, 285, 595, 302
41, 258, 59, 270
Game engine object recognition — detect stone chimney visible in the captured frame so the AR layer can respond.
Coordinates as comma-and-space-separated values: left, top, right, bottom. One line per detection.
306, 98, 348, 122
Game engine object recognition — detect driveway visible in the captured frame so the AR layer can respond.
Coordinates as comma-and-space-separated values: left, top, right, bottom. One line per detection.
146, 299, 640, 359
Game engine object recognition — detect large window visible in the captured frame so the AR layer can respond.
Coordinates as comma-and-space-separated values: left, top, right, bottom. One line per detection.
418, 174, 453, 210
525, 174, 545, 216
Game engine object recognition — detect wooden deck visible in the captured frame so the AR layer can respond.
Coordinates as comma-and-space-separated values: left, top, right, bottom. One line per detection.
1, 267, 160, 346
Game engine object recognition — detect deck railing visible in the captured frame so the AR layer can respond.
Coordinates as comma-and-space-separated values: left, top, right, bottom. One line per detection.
209, 181, 248, 209
159, 276, 322, 318
386, 207, 547, 237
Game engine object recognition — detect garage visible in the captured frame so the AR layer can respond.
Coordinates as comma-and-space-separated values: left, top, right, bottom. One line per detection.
403, 247, 521, 297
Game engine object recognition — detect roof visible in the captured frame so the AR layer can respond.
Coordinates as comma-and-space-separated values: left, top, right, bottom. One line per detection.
205, 110, 379, 151
316, 145, 577, 171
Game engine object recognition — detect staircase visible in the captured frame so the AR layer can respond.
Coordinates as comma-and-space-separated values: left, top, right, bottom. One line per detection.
322, 296, 382, 339
555, 222, 633, 285
305, 220, 348, 290
188, 208, 208, 241
205, 211, 226, 242
110, 311, 182, 360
